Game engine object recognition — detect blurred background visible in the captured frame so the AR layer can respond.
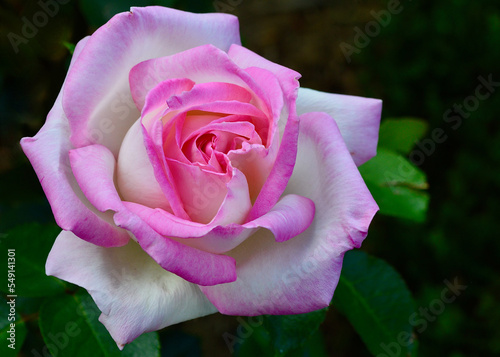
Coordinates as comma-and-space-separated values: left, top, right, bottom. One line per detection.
1, 0, 499, 356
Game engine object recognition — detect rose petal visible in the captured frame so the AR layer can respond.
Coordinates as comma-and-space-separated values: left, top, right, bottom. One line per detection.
46, 230, 217, 349
124, 193, 314, 254
245, 110, 300, 221
140, 78, 195, 124
165, 82, 253, 111
243, 66, 284, 146
200, 112, 378, 315
227, 139, 279, 201
64, 7, 241, 154
245, 194, 315, 243
296, 87, 382, 166
20, 37, 130, 248
208, 168, 253, 226
117, 120, 172, 211
161, 101, 269, 125
143, 120, 191, 219
114, 209, 237, 286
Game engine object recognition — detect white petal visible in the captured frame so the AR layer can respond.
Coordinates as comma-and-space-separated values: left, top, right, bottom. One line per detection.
46, 231, 217, 347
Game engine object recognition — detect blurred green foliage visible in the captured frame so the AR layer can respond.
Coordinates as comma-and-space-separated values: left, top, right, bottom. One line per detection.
354, 1, 500, 356
0, 0, 499, 356
332, 250, 417, 357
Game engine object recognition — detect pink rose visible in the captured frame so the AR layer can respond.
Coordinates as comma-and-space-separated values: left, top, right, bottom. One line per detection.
21, 6, 381, 348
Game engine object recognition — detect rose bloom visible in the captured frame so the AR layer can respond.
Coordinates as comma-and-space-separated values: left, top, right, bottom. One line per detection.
21, 6, 381, 348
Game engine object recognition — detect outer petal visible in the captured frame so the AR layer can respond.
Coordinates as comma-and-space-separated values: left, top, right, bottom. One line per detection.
201, 112, 378, 315
64, 7, 241, 154
46, 231, 217, 349
69, 144, 236, 286
296, 87, 382, 166
20, 37, 130, 248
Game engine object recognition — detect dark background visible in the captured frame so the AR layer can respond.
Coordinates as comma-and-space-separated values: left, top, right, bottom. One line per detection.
1, 0, 499, 356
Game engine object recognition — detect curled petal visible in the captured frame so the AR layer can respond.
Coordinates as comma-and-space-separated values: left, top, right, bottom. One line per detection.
245, 194, 315, 243
227, 140, 279, 201
69, 145, 124, 213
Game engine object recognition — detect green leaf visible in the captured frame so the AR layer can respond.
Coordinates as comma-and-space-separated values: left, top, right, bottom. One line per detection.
378, 118, 428, 155
262, 309, 328, 355
281, 329, 328, 357
233, 323, 269, 357
359, 148, 429, 222
62, 41, 76, 54
332, 250, 417, 357
15, 296, 45, 316
39, 289, 160, 357
0, 296, 27, 357
235, 322, 328, 357
0, 223, 66, 297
